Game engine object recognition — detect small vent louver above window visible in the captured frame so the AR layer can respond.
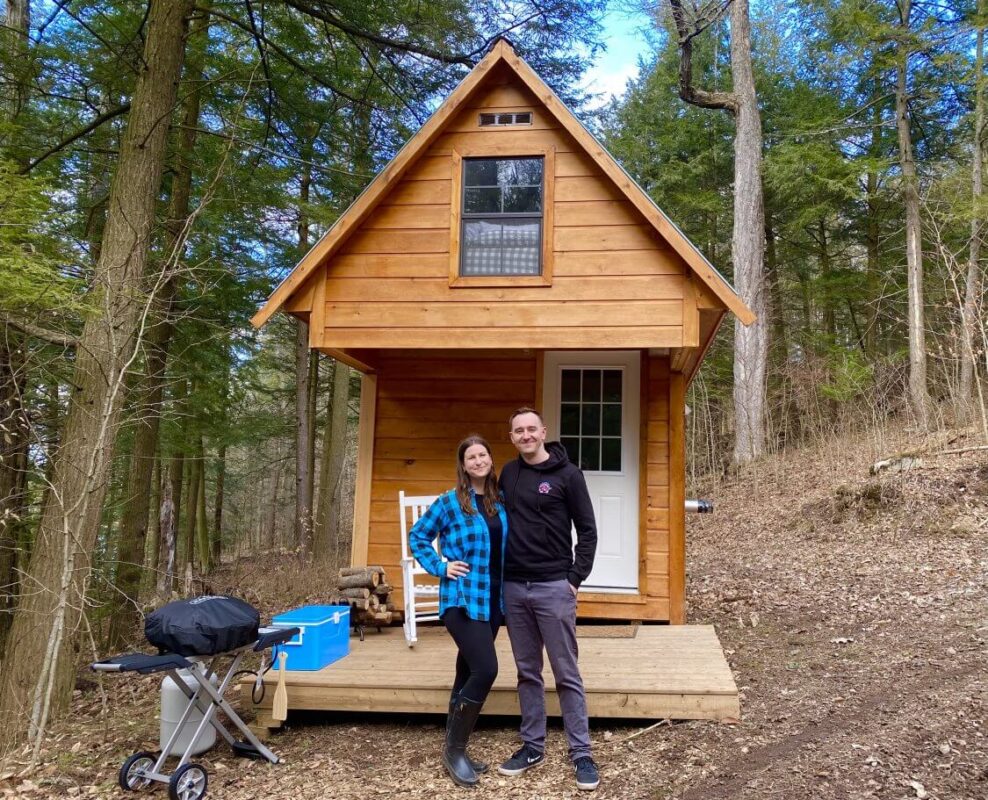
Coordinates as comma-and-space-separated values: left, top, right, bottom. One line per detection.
479, 112, 533, 127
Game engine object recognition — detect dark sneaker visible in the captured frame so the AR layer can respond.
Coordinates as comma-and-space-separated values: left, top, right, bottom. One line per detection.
497, 744, 545, 776
574, 756, 600, 790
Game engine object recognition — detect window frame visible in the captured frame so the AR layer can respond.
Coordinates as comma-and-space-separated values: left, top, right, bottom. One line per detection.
449, 145, 555, 288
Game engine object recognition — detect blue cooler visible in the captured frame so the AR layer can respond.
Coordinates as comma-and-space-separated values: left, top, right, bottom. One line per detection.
271, 605, 350, 671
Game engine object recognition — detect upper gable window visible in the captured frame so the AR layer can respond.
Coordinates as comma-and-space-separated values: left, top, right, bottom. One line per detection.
479, 112, 533, 127
461, 157, 543, 277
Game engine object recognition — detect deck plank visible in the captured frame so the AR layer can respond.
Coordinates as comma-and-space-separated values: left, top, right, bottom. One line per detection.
245, 624, 740, 721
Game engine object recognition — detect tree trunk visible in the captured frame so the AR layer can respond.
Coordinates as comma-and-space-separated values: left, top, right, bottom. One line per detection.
295, 320, 313, 560
0, 329, 28, 657
895, 0, 930, 429
195, 437, 210, 574
1, 0, 30, 126
156, 480, 176, 602
0, 0, 31, 661
668, 0, 768, 464
960, 3, 986, 427
295, 145, 315, 562
864, 165, 881, 356
142, 454, 161, 596
314, 361, 350, 559
0, 0, 195, 754
726, 0, 768, 464
211, 444, 225, 564
105, 8, 209, 647
265, 445, 284, 552
765, 218, 787, 367
183, 448, 201, 571
818, 219, 835, 341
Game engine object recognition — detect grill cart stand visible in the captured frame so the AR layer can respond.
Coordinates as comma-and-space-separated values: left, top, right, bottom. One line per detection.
92, 626, 299, 800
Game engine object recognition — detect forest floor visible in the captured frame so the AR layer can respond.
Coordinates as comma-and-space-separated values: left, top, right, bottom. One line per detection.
2, 424, 987, 800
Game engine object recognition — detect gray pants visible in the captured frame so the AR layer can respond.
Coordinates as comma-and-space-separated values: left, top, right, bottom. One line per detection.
503, 579, 592, 761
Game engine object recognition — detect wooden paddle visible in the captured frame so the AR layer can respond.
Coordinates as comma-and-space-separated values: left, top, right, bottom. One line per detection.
272, 651, 288, 721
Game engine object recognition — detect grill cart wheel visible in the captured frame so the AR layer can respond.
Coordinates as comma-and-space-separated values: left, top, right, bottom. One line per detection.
168, 763, 208, 800
119, 751, 157, 791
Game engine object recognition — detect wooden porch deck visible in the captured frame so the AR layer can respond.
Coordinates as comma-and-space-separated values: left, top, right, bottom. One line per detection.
247, 624, 739, 729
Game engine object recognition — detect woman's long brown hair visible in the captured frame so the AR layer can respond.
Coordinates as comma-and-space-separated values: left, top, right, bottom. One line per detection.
455, 435, 499, 516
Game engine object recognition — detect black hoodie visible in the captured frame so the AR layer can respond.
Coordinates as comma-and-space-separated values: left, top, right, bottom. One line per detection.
501, 441, 598, 587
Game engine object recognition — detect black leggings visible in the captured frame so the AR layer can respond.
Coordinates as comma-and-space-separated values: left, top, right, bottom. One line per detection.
443, 606, 503, 704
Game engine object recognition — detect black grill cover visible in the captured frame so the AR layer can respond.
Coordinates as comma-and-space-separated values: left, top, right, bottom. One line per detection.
145, 595, 260, 656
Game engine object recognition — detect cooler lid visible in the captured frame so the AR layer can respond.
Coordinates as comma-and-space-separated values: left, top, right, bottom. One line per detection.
272, 604, 350, 625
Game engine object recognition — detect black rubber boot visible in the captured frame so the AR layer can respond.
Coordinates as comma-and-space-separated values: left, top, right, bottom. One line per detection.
442, 697, 483, 788
448, 693, 488, 774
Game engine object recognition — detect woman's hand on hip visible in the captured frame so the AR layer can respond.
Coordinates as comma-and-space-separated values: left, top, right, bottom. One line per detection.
445, 561, 470, 579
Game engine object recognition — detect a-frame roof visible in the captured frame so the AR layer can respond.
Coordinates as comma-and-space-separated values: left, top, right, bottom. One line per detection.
251, 38, 755, 329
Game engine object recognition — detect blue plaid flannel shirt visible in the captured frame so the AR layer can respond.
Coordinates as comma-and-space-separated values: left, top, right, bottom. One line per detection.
408, 489, 509, 622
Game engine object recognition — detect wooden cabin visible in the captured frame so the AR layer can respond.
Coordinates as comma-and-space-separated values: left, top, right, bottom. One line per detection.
252, 39, 754, 624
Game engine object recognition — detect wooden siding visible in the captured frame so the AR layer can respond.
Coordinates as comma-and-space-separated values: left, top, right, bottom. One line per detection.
314, 65, 692, 352
361, 352, 535, 583
355, 349, 675, 623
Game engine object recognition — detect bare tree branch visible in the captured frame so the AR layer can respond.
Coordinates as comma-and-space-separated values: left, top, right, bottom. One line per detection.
1, 315, 76, 348
280, 0, 477, 66
19, 103, 131, 174
668, 0, 737, 112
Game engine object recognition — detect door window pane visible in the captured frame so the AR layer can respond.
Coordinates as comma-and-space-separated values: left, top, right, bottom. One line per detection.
601, 438, 622, 471
602, 404, 621, 436
560, 404, 580, 435
581, 404, 600, 436
603, 370, 622, 402
561, 370, 580, 402
558, 367, 623, 473
582, 370, 601, 402
580, 438, 600, 471
561, 438, 580, 465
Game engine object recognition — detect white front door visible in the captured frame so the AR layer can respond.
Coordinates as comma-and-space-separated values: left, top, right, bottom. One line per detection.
543, 351, 640, 592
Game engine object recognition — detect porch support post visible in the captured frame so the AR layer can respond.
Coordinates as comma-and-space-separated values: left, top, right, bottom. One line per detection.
668, 371, 687, 624
350, 372, 377, 567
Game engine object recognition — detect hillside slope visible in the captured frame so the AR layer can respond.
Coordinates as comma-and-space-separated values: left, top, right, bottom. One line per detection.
3, 426, 985, 799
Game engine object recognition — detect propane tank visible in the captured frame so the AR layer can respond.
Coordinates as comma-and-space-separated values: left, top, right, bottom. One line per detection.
160, 664, 218, 756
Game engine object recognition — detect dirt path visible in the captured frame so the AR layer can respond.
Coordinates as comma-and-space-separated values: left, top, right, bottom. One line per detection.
3, 428, 986, 799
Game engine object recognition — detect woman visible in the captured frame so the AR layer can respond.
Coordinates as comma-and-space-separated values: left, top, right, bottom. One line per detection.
409, 435, 508, 788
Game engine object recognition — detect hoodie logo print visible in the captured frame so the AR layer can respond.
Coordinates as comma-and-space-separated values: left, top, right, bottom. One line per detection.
538, 481, 552, 495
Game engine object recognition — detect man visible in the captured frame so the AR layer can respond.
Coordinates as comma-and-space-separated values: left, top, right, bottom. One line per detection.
497, 407, 600, 791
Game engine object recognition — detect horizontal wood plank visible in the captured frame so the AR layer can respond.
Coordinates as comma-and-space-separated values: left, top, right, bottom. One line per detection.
427, 128, 576, 155
328, 253, 448, 279
554, 224, 665, 252
363, 204, 449, 230
326, 300, 682, 329
466, 83, 538, 108
325, 327, 686, 349
376, 400, 523, 422
553, 250, 685, 277
555, 175, 624, 202
555, 150, 599, 178
402, 156, 452, 181
323, 275, 687, 303
374, 357, 536, 380
385, 180, 451, 206
340, 228, 449, 255
555, 200, 647, 228
376, 377, 533, 400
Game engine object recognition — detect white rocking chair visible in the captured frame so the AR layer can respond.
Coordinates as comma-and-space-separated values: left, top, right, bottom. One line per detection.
398, 491, 442, 647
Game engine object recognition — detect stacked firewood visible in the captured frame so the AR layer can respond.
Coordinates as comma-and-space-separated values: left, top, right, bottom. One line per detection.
330, 566, 400, 628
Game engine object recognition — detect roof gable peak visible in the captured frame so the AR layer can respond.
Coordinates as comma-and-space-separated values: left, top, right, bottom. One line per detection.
251, 41, 753, 329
